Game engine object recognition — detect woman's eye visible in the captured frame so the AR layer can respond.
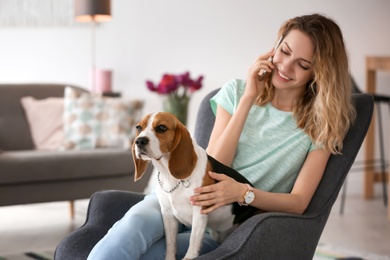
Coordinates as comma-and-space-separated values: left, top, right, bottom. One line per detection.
281, 48, 289, 55
156, 125, 168, 133
299, 63, 310, 70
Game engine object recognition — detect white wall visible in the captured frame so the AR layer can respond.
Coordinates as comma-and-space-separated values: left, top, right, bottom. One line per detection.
1, 0, 389, 133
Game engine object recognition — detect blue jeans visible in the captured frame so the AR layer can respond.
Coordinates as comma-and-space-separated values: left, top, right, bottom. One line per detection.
87, 192, 220, 260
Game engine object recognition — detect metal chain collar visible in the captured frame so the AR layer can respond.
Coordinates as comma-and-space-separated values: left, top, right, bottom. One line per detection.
157, 172, 190, 193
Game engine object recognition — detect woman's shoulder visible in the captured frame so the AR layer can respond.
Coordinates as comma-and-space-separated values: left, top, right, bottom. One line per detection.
210, 79, 247, 115
220, 78, 246, 97
222, 78, 246, 88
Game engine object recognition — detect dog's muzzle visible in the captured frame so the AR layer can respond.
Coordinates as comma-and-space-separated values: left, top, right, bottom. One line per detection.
135, 136, 163, 160
134, 136, 153, 160
135, 137, 149, 149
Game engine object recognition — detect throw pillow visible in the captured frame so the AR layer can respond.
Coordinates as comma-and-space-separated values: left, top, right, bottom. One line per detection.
63, 86, 143, 150
20, 96, 65, 150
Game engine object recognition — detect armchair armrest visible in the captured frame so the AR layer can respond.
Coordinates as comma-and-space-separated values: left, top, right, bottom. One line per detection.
86, 190, 145, 226
55, 190, 145, 260
196, 210, 327, 259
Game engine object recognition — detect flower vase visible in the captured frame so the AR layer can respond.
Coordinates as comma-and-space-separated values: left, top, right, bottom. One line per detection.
162, 95, 189, 126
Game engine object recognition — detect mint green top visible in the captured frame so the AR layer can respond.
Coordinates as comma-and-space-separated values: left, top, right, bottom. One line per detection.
210, 79, 317, 193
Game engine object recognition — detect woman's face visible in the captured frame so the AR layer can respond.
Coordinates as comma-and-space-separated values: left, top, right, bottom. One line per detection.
272, 29, 314, 92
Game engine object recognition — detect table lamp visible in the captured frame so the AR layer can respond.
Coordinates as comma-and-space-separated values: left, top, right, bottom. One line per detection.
75, 0, 112, 93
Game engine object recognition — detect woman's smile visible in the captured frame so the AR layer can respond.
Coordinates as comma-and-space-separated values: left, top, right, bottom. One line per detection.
276, 69, 292, 82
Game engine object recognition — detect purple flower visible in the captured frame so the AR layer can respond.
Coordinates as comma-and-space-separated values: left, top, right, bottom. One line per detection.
158, 74, 178, 94
146, 72, 203, 96
146, 81, 156, 92
176, 72, 191, 86
188, 75, 203, 92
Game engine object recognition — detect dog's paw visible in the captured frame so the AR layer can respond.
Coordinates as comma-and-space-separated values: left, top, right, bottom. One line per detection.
182, 254, 198, 260
165, 254, 176, 260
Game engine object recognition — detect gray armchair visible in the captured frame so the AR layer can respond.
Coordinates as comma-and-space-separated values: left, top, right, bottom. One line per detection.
55, 90, 373, 260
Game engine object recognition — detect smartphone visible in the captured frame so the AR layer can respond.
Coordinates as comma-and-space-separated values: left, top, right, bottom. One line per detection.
258, 35, 284, 81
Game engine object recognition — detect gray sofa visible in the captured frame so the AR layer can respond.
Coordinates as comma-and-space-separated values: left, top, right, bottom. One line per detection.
0, 84, 152, 210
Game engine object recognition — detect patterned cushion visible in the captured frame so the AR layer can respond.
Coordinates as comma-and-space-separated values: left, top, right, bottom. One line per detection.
63, 87, 143, 150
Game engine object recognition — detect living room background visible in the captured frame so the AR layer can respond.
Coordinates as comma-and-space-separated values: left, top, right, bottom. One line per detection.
0, 0, 389, 134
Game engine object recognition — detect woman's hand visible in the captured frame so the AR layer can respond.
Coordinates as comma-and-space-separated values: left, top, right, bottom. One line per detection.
243, 49, 276, 102
190, 171, 247, 214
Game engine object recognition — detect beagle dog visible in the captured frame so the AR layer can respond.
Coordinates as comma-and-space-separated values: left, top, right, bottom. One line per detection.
132, 112, 257, 260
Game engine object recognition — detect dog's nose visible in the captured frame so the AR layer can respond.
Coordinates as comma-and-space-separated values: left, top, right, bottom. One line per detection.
135, 137, 149, 149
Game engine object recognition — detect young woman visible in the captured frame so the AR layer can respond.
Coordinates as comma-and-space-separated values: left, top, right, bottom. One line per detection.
88, 13, 355, 260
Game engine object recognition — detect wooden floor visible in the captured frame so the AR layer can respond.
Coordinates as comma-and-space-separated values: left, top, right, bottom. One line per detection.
0, 172, 389, 258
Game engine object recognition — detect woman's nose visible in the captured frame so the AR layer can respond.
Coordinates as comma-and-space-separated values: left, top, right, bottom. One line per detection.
279, 58, 294, 73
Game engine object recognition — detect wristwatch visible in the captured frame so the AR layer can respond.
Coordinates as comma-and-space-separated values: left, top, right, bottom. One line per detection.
239, 183, 255, 206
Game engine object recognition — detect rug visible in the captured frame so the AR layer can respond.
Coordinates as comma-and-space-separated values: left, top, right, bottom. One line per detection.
314, 243, 390, 260
0, 251, 52, 260
0, 245, 389, 260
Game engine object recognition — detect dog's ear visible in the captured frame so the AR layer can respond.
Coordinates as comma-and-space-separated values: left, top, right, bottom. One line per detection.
132, 140, 149, 182
168, 120, 198, 179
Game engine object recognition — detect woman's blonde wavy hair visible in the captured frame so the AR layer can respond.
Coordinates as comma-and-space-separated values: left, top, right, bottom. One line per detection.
256, 13, 356, 154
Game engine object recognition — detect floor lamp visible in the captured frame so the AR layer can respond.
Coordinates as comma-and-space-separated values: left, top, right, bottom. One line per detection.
75, 0, 111, 93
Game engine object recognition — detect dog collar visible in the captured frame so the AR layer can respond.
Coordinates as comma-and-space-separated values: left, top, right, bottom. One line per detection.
157, 172, 190, 193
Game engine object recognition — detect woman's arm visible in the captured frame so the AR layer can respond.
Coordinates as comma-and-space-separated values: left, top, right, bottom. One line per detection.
191, 147, 330, 215
206, 49, 275, 166
248, 148, 330, 214
206, 102, 251, 166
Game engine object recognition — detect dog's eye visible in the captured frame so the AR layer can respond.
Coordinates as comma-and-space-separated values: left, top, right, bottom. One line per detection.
155, 125, 167, 133
136, 125, 142, 133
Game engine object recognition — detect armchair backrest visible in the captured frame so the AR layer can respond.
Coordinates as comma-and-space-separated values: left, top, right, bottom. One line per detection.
194, 89, 373, 216
306, 93, 373, 214
194, 89, 219, 149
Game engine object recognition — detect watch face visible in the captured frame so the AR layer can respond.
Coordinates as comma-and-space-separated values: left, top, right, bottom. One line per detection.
245, 191, 255, 204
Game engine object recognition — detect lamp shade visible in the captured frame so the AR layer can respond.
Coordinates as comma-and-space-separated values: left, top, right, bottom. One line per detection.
75, 0, 111, 22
